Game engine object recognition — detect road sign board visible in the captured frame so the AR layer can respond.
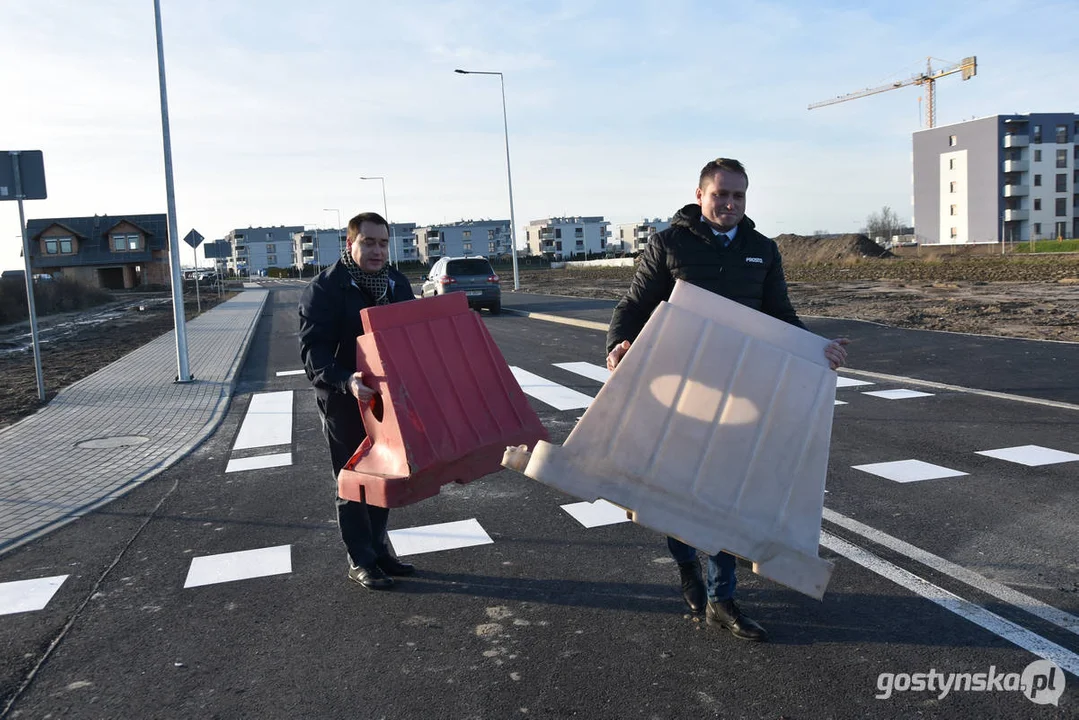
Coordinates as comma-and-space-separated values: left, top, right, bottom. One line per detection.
0, 151, 47, 201
183, 229, 204, 249
203, 240, 232, 259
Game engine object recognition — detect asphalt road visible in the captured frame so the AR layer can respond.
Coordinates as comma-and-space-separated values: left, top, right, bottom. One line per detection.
1, 281, 1076, 719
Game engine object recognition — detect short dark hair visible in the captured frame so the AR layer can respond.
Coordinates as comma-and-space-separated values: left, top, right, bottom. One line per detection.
347, 212, 389, 242
698, 158, 749, 189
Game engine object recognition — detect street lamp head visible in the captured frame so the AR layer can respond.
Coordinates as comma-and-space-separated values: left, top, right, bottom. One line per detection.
454, 69, 468, 74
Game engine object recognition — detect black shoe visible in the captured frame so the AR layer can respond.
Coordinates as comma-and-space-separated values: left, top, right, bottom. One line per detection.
348, 564, 394, 590
706, 599, 768, 641
376, 556, 415, 577
678, 560, 706, 613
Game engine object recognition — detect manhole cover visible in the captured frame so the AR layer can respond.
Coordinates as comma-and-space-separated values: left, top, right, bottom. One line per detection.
76, 435, 151, 449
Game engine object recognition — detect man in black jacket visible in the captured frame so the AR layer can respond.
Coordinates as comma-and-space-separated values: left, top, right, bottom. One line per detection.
606, 158, 848, 641
299, 211, 417, 590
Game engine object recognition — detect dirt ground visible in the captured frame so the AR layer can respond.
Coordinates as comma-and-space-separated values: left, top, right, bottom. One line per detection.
0, 289, 237, 429
3, 241, 1079, 429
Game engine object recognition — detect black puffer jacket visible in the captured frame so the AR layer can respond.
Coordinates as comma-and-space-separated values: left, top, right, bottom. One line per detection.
299, 261, 416, 402
607, 203, 804, 353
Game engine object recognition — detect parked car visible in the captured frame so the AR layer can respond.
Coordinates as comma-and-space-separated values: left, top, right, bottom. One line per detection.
421, 256, 501, 313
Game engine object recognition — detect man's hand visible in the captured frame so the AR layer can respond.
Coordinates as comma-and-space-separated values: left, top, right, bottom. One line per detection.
348, 371, 376, 402
824, 338, 850, 370
607, 340, 631, 371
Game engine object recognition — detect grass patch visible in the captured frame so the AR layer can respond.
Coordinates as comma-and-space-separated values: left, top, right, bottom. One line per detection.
1012, 238, 1079, 253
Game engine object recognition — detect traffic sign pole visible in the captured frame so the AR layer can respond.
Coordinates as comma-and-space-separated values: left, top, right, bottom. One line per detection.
11, 152, 45, 403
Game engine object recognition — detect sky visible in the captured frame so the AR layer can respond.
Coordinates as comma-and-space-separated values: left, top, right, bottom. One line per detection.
2, 0, 1077, 270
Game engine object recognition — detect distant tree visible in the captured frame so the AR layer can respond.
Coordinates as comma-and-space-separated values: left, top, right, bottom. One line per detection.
866, 206, 901, 241
812, 229, 830, 237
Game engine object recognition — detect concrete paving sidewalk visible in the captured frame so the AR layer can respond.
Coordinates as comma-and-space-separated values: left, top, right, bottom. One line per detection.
0, 289, 269, 556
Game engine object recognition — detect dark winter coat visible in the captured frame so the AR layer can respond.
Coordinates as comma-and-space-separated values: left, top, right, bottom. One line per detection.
607, 203, 805, 353
299, 260, 416, 403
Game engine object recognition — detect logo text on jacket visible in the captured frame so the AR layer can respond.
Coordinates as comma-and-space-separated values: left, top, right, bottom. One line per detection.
745, 257, 764, 264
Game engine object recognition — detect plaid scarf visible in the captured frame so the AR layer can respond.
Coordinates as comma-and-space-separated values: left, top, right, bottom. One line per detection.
341, 247, 390, 305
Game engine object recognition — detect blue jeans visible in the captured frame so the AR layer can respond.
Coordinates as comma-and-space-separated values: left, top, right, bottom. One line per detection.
667, 537, 737, 602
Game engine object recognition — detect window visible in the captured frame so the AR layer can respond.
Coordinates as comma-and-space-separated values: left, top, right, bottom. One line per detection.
554, 228, 562, 239
1058, 174, 1068, 192
265, 232, 272, 239
487, 229, 495, 240
1056, 125, 1068, 144
488, 242, 496, 253
949, 181, 957, 193
45, 236, 75, 255
1034, 174, 1042, 187
576, 240, 584, 247
948, 135, 957, 146
267, 255, 277, 265
1034, 150, 1042, 162
575, 227, 584, 238
1034, 223, 1041, 236
1034, 199, 1042, 211
948, 158, 955, 170
1057, 198, 1067, 217
1033, 125, 1042, 143
111, 233, 139, 251
1057, 149, 1068, 169
950, 227, 958, 239
949, 204, 957, 216
555, 241, 562, 251
462, 230, 471, 239
1057, 221, 1068, 238
462, 242, 472, 253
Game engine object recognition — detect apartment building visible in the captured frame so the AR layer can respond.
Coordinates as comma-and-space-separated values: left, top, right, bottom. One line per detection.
611, 218, 672, 253
224, 226, 304, 275
291, 228, 346, 271
913, 113, 1079, 244
524, 216, 610, 259
414, 219, 512, 264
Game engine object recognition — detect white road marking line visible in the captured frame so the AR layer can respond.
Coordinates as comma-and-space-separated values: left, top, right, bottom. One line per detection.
820, 531, 1079, 678
184, 545, 292, 588
976, 444, 1079, 467
862, 389, 935, 400
554, 362, 611, 384
0, 575, 68, 615
834, 400, 848, 406
822, 508, 1079, 638
510, 367, 594, 411
839, 367, 1079, 413
852, 459, 967, 483
233, 391, 293, 450
836, 376, 874, 388
225, 452, 292, 473
561, 499, 631, 528
389, 519, 494, 557
275, 369, 306, 377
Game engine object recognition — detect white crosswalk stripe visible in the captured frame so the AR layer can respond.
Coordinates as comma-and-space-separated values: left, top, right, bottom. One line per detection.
510, 366, 595, 411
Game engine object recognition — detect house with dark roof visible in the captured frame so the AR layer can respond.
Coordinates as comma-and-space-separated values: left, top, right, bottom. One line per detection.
24, 213, 171, 289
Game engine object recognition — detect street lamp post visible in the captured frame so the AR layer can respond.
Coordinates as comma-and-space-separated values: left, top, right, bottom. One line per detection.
153, 0, 192, 382
323, 208, 342, 270
454, 68, 520, 291
360, 176, 397, 267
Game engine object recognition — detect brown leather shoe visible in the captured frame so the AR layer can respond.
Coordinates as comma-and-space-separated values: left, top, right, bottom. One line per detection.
706, 599, 768, 641
678, 560, 706, 613
348, 564, 394, 589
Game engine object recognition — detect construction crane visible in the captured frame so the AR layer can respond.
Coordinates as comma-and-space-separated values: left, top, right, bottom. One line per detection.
808, 56, 977, 128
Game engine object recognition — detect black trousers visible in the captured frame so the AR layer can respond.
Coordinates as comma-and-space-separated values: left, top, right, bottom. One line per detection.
317, 393, 391, 569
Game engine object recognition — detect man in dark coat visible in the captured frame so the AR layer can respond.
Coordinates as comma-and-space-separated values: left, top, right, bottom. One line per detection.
606, 158, 849, 640
299, 211, 417, 590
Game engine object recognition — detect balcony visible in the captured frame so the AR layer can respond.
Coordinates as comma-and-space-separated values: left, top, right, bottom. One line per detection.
1004, 209, 1028, 222
1003, 134, 1029, 149
1003, 184, 1029, 197
301, 242, 313, 251
1003, 159, 1028, 173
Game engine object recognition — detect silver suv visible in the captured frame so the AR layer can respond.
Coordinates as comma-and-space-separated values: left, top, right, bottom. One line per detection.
421, 256, 502, 314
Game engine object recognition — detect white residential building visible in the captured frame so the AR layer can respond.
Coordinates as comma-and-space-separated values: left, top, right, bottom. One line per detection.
225, 225, 304, 275
291, 228, 346, 271
524, 216, 610, 259
414, 219, 512, 264
611, 218, 672, 253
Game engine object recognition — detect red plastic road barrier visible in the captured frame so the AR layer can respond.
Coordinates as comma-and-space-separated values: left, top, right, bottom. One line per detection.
338, 292, 548, 507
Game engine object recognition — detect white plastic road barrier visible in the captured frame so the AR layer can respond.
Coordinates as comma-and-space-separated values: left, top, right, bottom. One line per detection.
503, 280, 838, 599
